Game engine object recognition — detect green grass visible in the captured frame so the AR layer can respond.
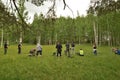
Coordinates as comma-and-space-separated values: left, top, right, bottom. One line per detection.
0, 44, 120, 80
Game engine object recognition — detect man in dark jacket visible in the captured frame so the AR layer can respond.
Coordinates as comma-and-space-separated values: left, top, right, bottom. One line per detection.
65, 41, 70, 57
71, 41, 75, 54
4, 41, 8, 54
56, 42, 62, 57
18, 43, 22, 54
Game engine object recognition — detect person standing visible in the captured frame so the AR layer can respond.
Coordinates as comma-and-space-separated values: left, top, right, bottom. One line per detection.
4, 41, 8, 54
56, 42, 62, 57
71, 41, 75, 54
65, 41, 70, 57
36, 43, 42, 56
93, 43, 97, 55
18, 43, 22, 54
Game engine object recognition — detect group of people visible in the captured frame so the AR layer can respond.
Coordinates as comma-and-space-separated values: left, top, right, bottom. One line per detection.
4, 41, 120, 57
4, 41, 22, 54
28, 43, 42, 56
55, 42, 98, 57
56, 42, 75, 57
55, 41, 76, 57
3, 41, 42, 56
3, 41, 95, 57
55, 41, 87, 57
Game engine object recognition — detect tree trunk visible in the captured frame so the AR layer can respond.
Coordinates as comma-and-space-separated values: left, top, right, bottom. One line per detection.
107, 18, 111, 46
93, 22, 98, 45
19, 32, 22, 43
1, 28, 3, 48
38, 35, 41, 44
79, 36, 80, 45
56, 33, 57, 44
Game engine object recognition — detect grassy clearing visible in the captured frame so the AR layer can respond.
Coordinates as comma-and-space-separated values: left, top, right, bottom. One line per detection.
0, 44, 120, 80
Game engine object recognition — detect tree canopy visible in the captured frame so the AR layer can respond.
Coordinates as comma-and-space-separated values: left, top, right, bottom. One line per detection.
1, 0, 120, 46
87, 0, 120, 16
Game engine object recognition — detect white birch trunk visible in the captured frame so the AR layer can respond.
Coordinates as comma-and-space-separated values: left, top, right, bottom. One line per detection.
93, 22, 98, 45
38, 34, 41, 44
1, 29, 3, 48
19, 32, 22, 43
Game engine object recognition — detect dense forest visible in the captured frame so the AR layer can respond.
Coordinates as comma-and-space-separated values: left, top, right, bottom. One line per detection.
0, 0, 120, 46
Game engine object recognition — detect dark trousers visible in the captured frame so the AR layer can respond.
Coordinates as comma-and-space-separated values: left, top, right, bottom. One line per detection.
4, 48, 7, 54
66, 49, 70, 57
36, 50, 42, 56
57, 50, 61, 56
18, 48, 21, 54
93, 50, 97, 55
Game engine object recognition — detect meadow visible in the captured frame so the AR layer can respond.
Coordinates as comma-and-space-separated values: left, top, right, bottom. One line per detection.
0, 44, 120, 80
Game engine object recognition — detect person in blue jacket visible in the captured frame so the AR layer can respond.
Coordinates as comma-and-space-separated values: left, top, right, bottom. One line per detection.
112, 47, 120, 55
116, 48, 120, 55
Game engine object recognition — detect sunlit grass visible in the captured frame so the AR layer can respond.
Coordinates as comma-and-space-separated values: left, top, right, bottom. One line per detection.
0, 44, 120, 80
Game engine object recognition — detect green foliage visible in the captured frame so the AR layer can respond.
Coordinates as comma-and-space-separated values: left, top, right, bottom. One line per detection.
28, 15, 95, 44
87, 0, 120, 16
0, 44, 120, 80
96, 12, 120, 46
0, 1, 17, 27
87, 0, 120, 46
27, 0, 47, 6
1, 0, 120, 46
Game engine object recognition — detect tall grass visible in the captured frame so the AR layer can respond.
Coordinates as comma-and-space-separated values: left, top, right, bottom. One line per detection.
0, 44, 120, 80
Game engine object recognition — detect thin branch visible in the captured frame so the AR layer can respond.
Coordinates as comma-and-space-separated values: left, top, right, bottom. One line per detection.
63, 0, 74, 18
12, 0, 29, 30
46, 0, 56, 18
66, 5, 74, 18
63, 0, 66, 10
47, 0, 55, 14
